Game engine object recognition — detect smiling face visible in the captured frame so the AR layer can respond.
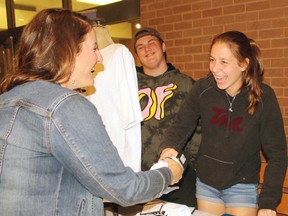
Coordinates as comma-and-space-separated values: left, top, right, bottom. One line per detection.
64, 29, 103, 90
135, 35, 167, 76
210, 42, 248, 96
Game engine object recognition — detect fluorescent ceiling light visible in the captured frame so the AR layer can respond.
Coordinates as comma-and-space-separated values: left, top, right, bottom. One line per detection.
76, 0, 122, 5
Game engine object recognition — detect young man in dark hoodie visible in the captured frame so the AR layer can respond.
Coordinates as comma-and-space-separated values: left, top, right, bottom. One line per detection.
134, 27, 201, 207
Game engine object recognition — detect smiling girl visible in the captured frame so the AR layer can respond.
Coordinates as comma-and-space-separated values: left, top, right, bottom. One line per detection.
159, 31, 287, 216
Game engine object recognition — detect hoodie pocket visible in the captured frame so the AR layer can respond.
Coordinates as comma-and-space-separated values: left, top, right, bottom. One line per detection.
197, 154, 234, 190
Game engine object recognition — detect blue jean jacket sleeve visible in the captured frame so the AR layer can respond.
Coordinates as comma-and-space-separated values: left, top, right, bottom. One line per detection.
50, 93, 171, 206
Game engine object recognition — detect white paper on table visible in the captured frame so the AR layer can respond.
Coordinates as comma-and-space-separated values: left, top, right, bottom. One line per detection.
137, 200, 193, 216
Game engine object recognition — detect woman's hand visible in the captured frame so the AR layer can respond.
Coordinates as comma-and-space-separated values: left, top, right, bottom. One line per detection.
257, 209, 277, 216
160, 148, 178, 160
163, 157, 183, 185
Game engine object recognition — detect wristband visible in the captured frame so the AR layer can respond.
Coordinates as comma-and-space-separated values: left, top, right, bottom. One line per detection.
165, 152, 187, 169
177, 152, 187, 169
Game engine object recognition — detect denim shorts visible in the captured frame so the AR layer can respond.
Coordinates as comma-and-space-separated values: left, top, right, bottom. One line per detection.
196, 178, 258, 208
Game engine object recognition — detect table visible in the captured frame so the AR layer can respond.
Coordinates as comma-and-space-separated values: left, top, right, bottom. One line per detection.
104, 199, 217, 216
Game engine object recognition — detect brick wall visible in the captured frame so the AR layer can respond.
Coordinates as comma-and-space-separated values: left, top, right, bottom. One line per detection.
139, 0, 288, 148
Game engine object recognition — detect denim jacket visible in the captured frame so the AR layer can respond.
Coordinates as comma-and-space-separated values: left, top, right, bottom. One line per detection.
0, 80, 171, 216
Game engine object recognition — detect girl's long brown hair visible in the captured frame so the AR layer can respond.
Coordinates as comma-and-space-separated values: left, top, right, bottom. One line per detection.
0, 8, 93, 94
210, 31, 264, 115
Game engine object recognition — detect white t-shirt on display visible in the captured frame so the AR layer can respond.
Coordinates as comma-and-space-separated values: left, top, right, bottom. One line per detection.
87, 43, 142, 172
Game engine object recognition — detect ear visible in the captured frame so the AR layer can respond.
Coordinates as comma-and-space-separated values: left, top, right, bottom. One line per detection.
162, 42, 166, 53
240, 58, 249, 71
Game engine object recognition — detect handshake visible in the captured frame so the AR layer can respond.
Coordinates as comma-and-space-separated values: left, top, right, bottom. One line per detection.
151, 148, 187, 185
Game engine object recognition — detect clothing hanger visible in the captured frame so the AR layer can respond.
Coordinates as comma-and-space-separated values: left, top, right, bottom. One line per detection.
93, 18, 114, 50
92, 17, 106, 27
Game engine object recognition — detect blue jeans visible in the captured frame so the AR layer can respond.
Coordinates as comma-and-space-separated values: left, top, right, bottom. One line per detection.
196, 178, 258, 208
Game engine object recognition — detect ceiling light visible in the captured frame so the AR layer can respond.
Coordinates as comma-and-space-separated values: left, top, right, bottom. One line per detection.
76, 0, 122, 5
